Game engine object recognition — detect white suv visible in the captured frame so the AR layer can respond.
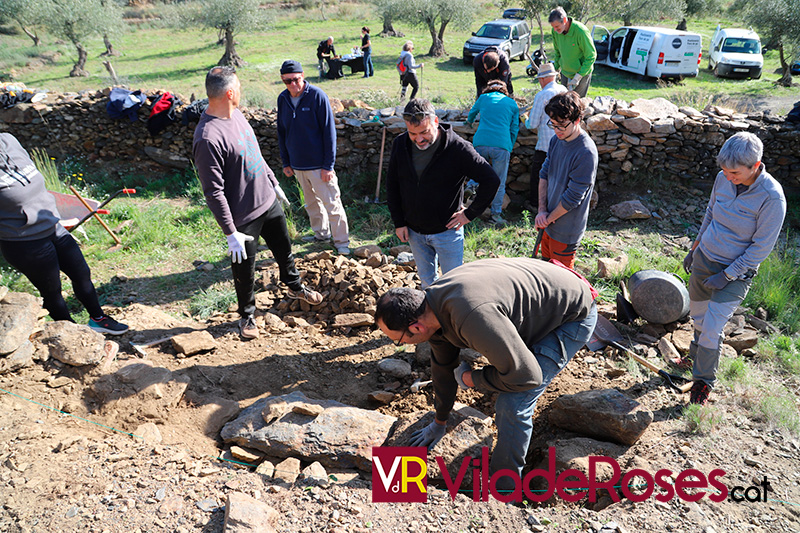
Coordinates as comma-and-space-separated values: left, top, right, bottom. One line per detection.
708, 26, 763, 79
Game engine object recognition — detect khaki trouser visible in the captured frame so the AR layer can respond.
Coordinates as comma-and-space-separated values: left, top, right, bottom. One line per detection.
294, 169, 350, 248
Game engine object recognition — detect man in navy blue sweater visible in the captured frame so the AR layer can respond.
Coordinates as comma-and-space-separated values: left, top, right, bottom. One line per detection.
277, 60, 350, 254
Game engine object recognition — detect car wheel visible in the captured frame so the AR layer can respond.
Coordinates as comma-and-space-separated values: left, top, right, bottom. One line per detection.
713, 64, 720, 77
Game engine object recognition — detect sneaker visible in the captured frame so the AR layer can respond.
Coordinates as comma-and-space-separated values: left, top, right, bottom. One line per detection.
287, 285, 324, 306
302, 235, 329, 243
490, 214, 508, 226
88, 316, 129, 336
240, 315, 259, 339
689, 381, 710, 405
336, 246, 350, 255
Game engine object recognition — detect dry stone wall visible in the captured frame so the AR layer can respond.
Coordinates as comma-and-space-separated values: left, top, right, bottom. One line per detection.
2, 88, 798, 202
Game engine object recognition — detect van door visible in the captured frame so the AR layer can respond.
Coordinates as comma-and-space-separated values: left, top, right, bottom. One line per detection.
626, 31, 654, 75
591, 26, 611, 63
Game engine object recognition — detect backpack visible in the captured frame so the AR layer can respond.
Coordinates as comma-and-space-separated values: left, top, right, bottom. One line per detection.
396, 54, 407, 75
146, 91, 181, 137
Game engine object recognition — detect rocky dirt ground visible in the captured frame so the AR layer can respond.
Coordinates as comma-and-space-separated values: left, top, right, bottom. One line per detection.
2, 235, 800, 533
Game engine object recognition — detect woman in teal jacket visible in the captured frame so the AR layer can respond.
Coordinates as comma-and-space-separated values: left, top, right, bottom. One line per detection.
466, 81, 519, 225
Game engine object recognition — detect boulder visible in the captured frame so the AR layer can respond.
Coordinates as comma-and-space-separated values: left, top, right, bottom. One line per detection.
221, 391, 397, 471
37, 321, 106, 366
0, 292, 39, 355
657, 338, 681, 365
134, 422, 163, 445
596, 254, 628, 279
549, 389, 653, 445
725, 328, 759, 353
610, 200, 651, 220
332, 313, 373, 328
0, 340, 35, 375
171, 330, 216, 356
377, 357, 412, 378
224, 491, 279, 533
670, 328, 695, 354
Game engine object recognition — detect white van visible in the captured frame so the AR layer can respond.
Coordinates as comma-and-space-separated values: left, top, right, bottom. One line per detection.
591, 26, 703, 79
708, 26, 763, 79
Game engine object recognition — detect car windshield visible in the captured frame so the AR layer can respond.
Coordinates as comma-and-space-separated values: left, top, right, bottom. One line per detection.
721, 38, 760, 54
476, 24, 511, 39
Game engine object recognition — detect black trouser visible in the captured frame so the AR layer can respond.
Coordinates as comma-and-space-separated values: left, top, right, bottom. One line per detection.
231, 199, 302, 318
401, 72, 419, 99
529, 149, 547, 206
0, 226, 103, 321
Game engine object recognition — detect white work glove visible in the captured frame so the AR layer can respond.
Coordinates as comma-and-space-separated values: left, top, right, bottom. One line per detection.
275, 185, 290, 207
409, 421, 446, 450
568, 73, 583, 92
454, 361, 471, 390
226, 232, 254, 264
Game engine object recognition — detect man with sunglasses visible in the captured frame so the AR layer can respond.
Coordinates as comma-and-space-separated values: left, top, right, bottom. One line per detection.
193, 66, 324, 340
374, 258, 597, 492
386, 99, 499, 288
534, 92, 597, 269
277, 60, 350, 255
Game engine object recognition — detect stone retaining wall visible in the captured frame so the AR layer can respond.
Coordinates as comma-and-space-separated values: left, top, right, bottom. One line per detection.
2, 88, 798, 204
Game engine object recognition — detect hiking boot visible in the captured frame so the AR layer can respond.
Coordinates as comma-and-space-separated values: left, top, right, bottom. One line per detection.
287, 285, 324, 306
336, 246, 351, 255
88, 316, 129, 336
689, 381, 710, 405
240, 315, 259, 339
490, 214, 508, 226
302, 235, 329, 243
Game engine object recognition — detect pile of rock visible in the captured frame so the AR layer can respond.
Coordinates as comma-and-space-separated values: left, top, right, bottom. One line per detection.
0, 289, 39, 374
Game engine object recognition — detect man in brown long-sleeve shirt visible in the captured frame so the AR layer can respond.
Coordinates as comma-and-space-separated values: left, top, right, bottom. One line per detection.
375, 258, 597, 490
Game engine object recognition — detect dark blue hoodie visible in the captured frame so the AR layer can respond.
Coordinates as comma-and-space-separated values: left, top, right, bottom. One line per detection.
276, 82, 336, 172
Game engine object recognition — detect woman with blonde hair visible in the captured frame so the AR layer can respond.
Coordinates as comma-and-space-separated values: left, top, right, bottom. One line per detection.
397, 41, 423, 99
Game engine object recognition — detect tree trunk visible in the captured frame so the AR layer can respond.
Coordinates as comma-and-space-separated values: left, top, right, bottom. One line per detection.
70, 41, 90, 77
380, 17, 404, 37
100, 34, 120, 57
426, 20, 445, 57
218, 28, 245, 67
217, 27, 225, 46
777, 42, 793, 87
624, 15, 632, 26
20, 24, 40, 47
103, 60, 119, 85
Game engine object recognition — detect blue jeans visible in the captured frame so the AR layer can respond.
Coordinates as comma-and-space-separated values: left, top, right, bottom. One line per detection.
362, 49, 374, 76
490, 303, 598, 490
474, 145, 509, 216
407, 227, 464, 288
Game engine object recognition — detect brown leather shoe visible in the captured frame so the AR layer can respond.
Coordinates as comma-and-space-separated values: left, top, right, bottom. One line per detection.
240, 315, 259, 339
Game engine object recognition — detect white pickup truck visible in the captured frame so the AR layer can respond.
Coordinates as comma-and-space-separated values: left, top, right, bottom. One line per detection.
708, 26, 763, 79
591, 25, 703, 79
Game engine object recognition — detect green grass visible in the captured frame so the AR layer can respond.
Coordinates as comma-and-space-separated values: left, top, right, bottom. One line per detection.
2, 5, 796, 111
682, 403, 724, 434
743, 240, 800, 333
189, 283, 237, 319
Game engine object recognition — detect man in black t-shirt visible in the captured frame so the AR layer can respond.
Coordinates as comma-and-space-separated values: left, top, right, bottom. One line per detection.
316, 36, 336, 77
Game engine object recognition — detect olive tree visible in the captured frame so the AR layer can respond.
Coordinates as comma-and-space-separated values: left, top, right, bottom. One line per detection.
0, 0, 44, 46
745, 0, 800, 86
191, 0, 273, 67
401, 0, 476, 57
372, 0, 406, 37
40, 0, 122, 76
579, 0, 686, 26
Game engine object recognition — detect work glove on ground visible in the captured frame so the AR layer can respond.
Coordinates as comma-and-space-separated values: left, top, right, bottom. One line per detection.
703, 271, 729, 291
409, 421, 446, 450
454, 361, 471, 390
226, 232, 254, 264
683, 250, 694, 273
568, 73, 583, 92
275, 185, 290, 207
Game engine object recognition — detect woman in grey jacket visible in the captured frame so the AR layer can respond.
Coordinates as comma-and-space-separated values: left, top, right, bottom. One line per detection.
684, 132, 786, 404
0, 133, 128, 334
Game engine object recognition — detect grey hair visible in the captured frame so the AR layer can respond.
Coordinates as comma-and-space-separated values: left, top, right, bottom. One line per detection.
327, 36, 334, 42
403, 40, 414, 52
205, 66, 238, 99
548, 7, 567, 23
717, 132, 763, 169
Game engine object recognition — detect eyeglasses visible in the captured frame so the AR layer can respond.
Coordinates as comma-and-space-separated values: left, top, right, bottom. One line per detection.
403, 111, 435, 122
394, 329, 407, 347
547, 119, 572, 131
282, 76, 303, 85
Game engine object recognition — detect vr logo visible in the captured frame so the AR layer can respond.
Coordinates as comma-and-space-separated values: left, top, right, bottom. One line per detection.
371, 447, 428, 502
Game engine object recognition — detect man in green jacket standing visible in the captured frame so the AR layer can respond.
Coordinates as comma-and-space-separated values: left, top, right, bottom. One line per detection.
549, 7, 596, 97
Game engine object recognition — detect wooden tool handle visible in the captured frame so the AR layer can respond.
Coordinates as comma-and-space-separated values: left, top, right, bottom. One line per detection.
69, 185, 121, 245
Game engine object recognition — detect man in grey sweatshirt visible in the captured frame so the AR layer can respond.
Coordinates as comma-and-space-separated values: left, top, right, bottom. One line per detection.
375, 258, 597, 491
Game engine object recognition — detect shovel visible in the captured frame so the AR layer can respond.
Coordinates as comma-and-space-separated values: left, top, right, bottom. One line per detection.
587, 315, 692, 393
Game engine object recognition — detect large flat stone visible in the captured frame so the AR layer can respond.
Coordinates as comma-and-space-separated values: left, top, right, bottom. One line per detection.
549, 389, 653, 445
0, 292, 39, 355
220, 391, 397, 471
223, 491, 278, 533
